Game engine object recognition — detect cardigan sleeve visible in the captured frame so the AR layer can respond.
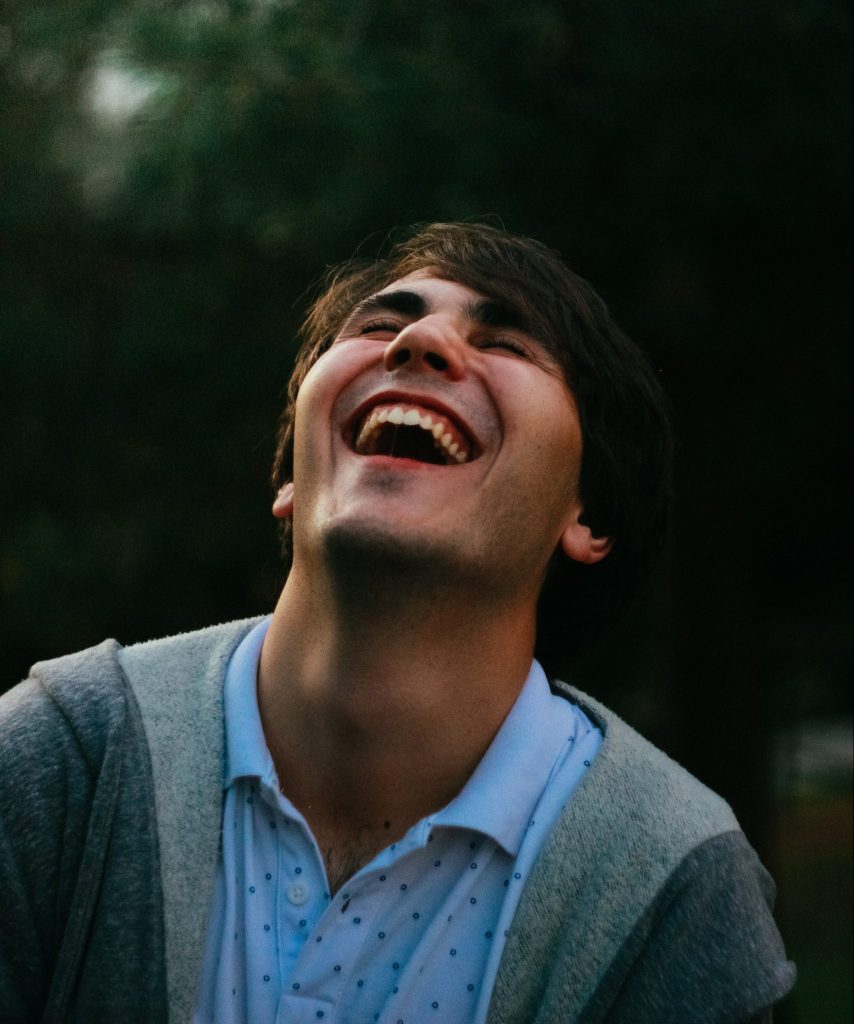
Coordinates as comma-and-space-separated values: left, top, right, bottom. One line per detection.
0, 647, 169, 1024
0, 678, 95, 1023
578, 831, 795, 1024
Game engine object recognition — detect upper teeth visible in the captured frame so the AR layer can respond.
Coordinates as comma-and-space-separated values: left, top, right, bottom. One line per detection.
355, 404, 470, 463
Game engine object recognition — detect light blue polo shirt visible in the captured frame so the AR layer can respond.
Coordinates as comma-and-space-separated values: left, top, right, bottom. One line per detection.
193, 618, 601, 1024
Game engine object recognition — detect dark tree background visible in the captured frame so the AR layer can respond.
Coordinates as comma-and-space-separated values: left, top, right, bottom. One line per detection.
1, 2, 851, 1019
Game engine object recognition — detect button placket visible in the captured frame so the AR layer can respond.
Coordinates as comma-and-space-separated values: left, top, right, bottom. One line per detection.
289, 878, 384, 1010
277, 815, 328, 968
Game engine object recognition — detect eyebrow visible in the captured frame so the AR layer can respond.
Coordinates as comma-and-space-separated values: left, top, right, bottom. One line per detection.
347, 289, 531, 334
349, 290, 427, 321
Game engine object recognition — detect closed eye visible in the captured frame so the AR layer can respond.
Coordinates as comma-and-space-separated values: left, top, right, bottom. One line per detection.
358, 319, 403, 336
481, 336, 529, 357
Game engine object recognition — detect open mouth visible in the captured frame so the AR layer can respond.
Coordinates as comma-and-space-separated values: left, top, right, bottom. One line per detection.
351, 402, 476, 466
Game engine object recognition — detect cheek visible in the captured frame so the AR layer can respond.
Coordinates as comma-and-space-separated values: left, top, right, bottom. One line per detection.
300, 340, 386, 415
539, 381, 582, 467
499, 373, 582, 467
291, 343, 385, 480
519, 392, 584, 507
297, 348, 344, 406
290, 370, 339, 476
293, 347, 361, 434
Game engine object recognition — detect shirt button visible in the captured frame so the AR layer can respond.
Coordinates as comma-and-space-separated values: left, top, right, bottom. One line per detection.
287, 881, 310, 906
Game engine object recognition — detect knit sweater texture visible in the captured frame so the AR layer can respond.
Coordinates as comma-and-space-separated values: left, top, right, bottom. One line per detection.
0, 618, 795, 1023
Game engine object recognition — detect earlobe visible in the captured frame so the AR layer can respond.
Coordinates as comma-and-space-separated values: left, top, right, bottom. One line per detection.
560, 516, 612, 565
272, 482, 294, 519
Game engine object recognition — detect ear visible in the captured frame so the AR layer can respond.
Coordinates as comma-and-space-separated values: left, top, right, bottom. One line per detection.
560, 509, 612, 565
272, 482, 294, 519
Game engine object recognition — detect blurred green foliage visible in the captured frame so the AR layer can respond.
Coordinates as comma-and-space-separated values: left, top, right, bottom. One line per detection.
1, 3, 851, 1014
3, 0, 851, 755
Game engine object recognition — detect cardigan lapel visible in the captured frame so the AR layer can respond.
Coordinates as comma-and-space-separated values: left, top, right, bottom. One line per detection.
119, 617, 264, 1024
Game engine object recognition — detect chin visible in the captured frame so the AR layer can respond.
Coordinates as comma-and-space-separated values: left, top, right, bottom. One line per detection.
319, 515, 470, 589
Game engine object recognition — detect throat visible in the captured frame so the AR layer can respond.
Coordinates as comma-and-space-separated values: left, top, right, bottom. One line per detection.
314, 821, 401, 895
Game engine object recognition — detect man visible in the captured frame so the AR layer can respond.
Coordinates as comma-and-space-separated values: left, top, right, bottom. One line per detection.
0, 223, 793, 1023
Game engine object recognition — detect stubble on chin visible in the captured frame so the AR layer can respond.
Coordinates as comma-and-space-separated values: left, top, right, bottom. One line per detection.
321, 519, 447, 586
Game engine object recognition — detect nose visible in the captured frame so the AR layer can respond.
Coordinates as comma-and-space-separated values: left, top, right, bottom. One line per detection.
382, 316, 466, 380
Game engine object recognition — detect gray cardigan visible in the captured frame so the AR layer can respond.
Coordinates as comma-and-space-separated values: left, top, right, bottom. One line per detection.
0, 618, 794, 1023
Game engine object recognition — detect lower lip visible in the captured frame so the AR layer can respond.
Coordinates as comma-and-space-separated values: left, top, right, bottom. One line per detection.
352, 454, 467, 470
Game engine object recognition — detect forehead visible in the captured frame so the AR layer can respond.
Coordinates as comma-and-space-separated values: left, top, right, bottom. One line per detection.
376, 270, 478, 300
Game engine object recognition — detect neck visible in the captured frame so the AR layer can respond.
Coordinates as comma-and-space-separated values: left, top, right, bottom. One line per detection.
257, 551, 537, 844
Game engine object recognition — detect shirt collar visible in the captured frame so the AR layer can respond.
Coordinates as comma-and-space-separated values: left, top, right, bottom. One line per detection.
430, 659, 577, 856
223, 616, 274, 787
224, 619, 577, 856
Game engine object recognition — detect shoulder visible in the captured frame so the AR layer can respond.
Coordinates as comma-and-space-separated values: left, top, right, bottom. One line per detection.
116, 615, 264, 749
1, 639, 128, 776
0, 617, 263, 773
579, 830, 796, 1023
558, 696, 796, 1018
118, 616, 264, 678
0, 640, 134, 1003
554, 681, 739, 849
490, 685, 778, 1022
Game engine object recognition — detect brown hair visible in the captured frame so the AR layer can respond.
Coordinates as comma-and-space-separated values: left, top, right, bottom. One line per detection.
271, 222, 673, 673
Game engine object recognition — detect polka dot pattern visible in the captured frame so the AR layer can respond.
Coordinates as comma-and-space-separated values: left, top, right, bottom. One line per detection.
192, 617, 602, 1024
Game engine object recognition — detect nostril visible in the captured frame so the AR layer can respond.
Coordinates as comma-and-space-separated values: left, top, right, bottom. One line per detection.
391, 348, 410, 367
425, 352, 448, 371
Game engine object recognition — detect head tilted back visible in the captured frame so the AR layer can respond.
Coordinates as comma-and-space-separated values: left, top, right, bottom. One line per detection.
272, 222, 673, 674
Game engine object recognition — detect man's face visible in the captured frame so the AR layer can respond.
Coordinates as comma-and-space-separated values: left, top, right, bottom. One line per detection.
285, 272, 593, 596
